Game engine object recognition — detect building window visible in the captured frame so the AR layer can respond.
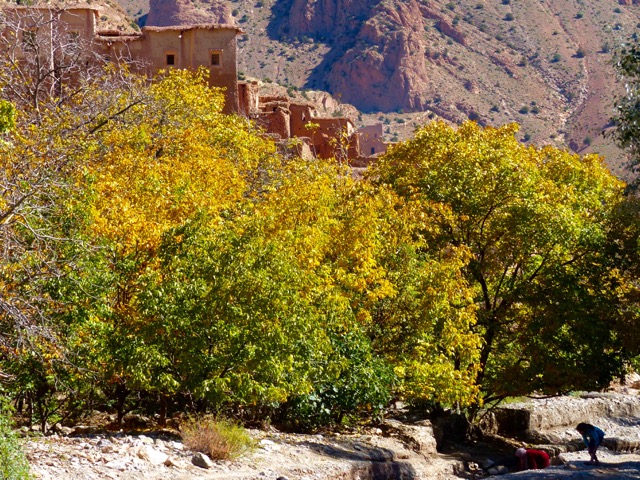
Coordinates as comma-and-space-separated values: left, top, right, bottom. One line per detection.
22, 29, 37, 51
210, 49, 222, 67
166, 54, 175, 66
371, 147, 375, 155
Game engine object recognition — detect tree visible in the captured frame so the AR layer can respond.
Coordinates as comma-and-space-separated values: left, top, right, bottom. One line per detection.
612, 41, 640, 187
0, 62, 149, 428
370, 121, 628, 404
65, 68, 279, 424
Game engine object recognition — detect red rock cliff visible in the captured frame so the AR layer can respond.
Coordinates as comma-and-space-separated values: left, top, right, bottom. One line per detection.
279, 0, 467, 112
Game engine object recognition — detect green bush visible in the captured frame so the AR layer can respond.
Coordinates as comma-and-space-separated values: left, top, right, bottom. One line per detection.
0, 409, 31, 480
281, 329, 394, 431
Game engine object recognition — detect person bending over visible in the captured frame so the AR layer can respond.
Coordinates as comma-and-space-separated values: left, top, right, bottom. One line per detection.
515, 448, 550, 471
576, 422, 605, 465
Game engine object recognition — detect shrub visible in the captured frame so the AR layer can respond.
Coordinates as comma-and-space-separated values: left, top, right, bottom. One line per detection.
576, 48, 586, 58
280, 329, 394, 431
519, 106, 530, 114
551, 53, 562, 63
504, 13, 514, 21
0, 409, 31, 480
181, 417, 253, 460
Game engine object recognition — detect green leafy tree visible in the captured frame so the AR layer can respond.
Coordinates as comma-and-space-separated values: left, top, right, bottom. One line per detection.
612, 41, 640, 187
370, 121, 628, 404
66, 68, 278, 424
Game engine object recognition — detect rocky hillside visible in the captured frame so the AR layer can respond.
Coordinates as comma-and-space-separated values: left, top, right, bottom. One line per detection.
111, 0, 640, 174
144, 0, 232, 27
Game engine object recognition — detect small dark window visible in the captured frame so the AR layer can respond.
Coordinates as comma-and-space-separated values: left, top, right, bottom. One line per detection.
371, 147, 375, 155
211, 52, 221, 66
166, 54, 175, 66
22, 30, 37, 51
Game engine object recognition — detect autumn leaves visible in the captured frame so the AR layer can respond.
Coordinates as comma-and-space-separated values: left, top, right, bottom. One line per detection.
1, 68, 637, 429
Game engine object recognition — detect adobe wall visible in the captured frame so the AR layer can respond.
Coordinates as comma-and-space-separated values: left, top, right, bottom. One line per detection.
139, 26, 240, 114
254, 105, 290, 139
58, 8, 97, 41
289, 103, 315, 138
304, 118, 356, 160
238, 80, 259, 116
357, 123, 387, 157
2, 6, 98, 54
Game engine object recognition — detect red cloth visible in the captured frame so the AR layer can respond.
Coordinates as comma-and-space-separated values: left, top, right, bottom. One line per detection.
519, 449, 550, 470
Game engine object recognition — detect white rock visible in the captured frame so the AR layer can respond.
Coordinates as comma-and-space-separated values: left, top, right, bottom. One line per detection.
105, 459, 129, 471
192, 452, 215, 469
136, 445, 169, 465
169, 441, 184, 450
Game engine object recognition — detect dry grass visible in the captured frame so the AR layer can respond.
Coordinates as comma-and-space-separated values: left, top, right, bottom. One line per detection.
181, 416, 254, 460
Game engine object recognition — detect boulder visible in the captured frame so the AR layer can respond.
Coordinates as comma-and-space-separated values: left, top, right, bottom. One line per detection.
192, 452, 215, 469
136, 444, 169, 465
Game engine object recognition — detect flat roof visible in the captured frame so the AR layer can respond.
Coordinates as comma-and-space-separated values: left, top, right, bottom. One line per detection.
142, 24, 244, 34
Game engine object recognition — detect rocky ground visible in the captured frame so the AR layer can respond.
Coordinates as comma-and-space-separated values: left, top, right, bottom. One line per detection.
25, 424, 461, 480
23, 379, 640, 480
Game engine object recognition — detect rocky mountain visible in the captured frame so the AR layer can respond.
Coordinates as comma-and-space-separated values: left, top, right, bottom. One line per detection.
145, 0, 232, 27
112, 0, 640, 174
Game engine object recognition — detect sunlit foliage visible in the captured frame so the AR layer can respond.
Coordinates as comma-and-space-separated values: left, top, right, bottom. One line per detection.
371, 121, 631, 403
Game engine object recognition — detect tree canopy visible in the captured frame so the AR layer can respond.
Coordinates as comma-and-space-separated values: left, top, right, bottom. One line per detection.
0, 60, 638, 433
370, 121, 634, 403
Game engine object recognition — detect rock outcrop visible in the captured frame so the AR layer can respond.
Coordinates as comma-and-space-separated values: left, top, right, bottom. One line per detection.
145, 0, 233, 27
326, 0, 430, 112
280, 0, 436, 112
480, 392, 640, 452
